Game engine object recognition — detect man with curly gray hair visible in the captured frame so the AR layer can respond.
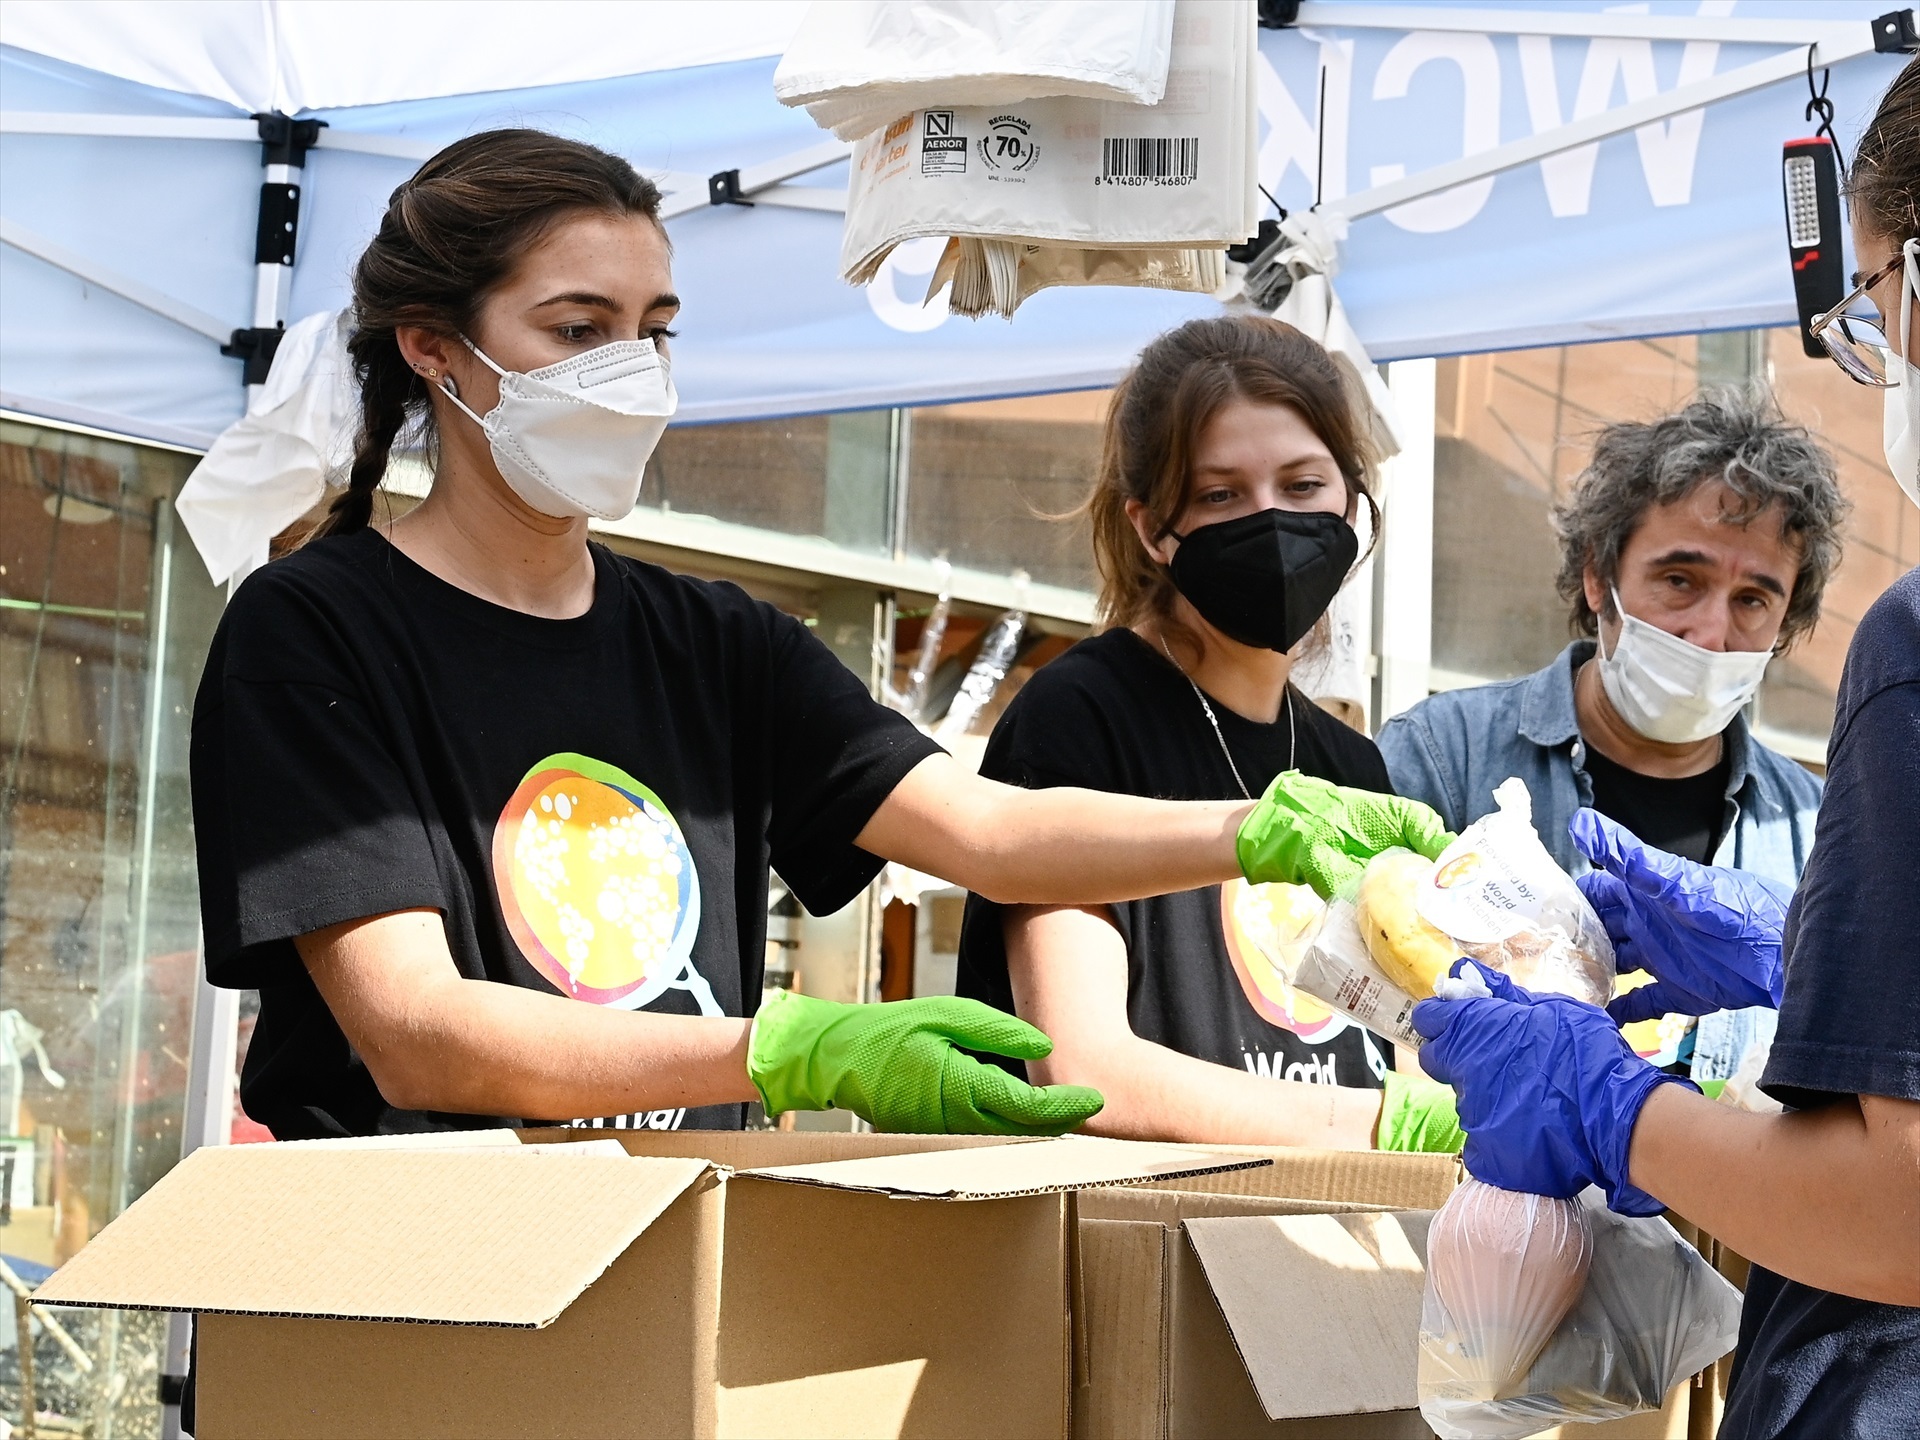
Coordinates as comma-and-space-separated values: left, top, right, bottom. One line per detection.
1379, 386, 1847, 1083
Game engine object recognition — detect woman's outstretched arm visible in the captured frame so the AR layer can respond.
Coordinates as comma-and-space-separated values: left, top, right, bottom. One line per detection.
858, 753, 1252, 904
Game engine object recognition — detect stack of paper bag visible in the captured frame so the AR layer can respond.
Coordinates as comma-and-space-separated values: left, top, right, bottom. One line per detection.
777, 0, 1258, 318
774, 0, 1177, 141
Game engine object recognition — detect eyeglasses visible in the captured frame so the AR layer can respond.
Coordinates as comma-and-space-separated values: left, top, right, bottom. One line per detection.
1809, 253, 1905, 386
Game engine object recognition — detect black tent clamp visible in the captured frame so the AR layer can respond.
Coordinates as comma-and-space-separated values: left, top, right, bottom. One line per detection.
222, 111, 328, 387
708, 168, 755, 207
1872, 8, 1919, 52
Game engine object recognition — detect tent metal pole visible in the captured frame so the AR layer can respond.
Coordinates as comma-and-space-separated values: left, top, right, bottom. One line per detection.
0, 112, 260, 141
160, 957, 240, 1440
1327, 21, 1885, 223
1292, 4, 1860, 46
0, 218, 232, 340
220, 113, 326, 393
658, 139, 850, 221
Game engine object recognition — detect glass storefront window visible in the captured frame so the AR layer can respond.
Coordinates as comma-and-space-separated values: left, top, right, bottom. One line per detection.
904, 392, 1106, 593
1430, 330, 1893, 756
642, 411, 895, 555
0, 417, 220, 1437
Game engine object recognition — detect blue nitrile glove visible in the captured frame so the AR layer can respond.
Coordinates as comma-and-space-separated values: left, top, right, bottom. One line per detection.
1569, 809, 1790, 1026
1413, 960, 1695, 1215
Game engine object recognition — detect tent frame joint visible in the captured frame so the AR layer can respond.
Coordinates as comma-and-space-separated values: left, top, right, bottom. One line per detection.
252, 111, 327, 167
1874, 8, 1920, 52
707, 169, 756, 208
221, 327, 286, 387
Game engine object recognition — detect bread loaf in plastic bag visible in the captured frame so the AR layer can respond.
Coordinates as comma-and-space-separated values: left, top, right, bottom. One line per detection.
1420, 1183, 1744, 1439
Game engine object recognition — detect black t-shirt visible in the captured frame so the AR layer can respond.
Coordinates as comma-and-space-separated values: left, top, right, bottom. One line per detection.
1581, 744, 1731, 864
956, 628, 1396, 1091
1720, 567, 1920, 1440
190, 528, 940, 1139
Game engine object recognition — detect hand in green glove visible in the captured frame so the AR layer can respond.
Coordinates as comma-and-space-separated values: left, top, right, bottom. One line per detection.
1237, 770, 1452, 898
1376, 1070, 1466, 1154
747, 991, 1105, 1135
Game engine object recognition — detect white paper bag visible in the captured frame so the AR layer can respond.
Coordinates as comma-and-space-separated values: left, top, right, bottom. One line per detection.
842, 0, 1257, 290
776, 1, 1178, 142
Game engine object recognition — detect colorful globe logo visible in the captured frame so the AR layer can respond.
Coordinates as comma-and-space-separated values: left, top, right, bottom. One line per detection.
1220, 880, 1347, 1041
492, 753, 704, 1010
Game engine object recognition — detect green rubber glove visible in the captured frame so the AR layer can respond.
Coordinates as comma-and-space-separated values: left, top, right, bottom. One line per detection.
1237, 770, 1452, 898
747, 991, 1105, 1135
1377, 1070, 1466, 1154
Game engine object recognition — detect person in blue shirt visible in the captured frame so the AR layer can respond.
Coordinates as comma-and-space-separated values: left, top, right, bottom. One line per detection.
1378, 389, 1842, 1084
1415, 58, 1920, 1440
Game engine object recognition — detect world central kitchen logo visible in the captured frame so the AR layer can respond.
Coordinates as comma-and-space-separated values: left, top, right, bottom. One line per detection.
979, 114, 1040, 175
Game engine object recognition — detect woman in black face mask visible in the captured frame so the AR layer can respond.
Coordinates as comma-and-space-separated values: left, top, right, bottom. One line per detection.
955, 316, 1462, 1151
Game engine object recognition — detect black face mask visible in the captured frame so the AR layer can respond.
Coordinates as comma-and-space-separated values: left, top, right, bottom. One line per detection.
1165, 508, 1357, 653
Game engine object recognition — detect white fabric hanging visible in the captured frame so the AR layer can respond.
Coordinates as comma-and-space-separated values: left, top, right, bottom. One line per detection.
1250, 209, 1402, 462
775, 0, 1176, 142
175, 309, 357, 587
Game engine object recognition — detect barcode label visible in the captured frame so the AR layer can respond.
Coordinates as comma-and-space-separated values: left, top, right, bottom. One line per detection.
1100, 137, 1198, 185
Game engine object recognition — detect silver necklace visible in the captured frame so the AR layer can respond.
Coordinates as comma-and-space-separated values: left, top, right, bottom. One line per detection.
1158, 634, 1293, 801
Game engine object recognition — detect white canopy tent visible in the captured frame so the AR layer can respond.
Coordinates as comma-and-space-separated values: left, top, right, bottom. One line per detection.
2, 1, 1911, 451
5, 12, 1912, 1433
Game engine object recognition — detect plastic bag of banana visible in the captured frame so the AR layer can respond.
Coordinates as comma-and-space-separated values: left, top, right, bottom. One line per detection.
1290, 778, 1616, 1035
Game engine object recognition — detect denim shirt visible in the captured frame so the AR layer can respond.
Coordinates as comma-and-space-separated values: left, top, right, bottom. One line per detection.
1376, 641, 1824, 1083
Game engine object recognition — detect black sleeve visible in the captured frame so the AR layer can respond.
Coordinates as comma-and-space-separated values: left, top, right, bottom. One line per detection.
1763, 680, 1920, 1109
975, 667, 1128, 793
190, 593, 445, 988
761, 614, 943, 916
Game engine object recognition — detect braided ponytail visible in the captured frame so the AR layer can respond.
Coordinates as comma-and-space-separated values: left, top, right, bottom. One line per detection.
304, 129, 662, 543
311, 327, 422, 539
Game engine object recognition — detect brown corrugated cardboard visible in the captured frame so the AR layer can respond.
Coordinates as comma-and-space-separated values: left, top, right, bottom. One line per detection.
1074, 1149, 1462, 1440
1145, 1145, 1462, 1208
745, 1134, 1270, 1199
36, 1129, 1267, 1440
1183, 1211, 1432, 1422
35, 1140, 681, 1325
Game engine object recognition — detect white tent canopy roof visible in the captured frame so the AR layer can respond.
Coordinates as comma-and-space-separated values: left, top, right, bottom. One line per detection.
0, 0, 809, 114
1, 1, 1911, 452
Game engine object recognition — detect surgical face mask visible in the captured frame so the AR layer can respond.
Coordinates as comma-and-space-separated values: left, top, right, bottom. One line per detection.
1884, 239, 1919, 509
1597, 587, 1772, 745
1166, 508, 1357, 653
440, 337, 677, 520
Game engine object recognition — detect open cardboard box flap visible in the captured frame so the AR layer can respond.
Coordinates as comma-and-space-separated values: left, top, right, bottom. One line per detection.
1182, 1210, 1435, 1422
741, 1135, 1269, 1199
33, 1139, 702, 1328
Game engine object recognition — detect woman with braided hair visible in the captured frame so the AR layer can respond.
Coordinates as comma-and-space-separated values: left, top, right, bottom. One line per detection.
189, 128, 1449, 1141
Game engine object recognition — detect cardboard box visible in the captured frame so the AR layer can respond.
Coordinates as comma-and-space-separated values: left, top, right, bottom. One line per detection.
1074, 1149, 1460, 1439
1075, 1151, 1697, 1440
34, 1128, 1264, 1439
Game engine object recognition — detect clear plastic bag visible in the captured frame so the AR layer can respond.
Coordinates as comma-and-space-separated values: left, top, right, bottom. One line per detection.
1286, 776, 1615, 1040
1415, 778, 1615, 1008
1285, 896, 1422, 1048
1420, 1184, 1745, 1440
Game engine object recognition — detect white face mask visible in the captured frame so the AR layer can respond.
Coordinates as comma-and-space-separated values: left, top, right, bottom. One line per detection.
440, 337, 677, 520
1597, 587, 1773, 745
1884, 239, 1920, 509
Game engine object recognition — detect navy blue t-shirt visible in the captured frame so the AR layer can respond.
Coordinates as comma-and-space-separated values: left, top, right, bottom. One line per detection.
1721, 566, 1920, 1440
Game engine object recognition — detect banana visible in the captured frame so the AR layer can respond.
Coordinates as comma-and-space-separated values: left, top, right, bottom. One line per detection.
1356, 850, 1458, 999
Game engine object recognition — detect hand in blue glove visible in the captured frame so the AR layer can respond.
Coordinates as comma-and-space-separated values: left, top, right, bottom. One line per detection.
1570, 809, 1790, 1026
1413, 960, 1694, 1215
